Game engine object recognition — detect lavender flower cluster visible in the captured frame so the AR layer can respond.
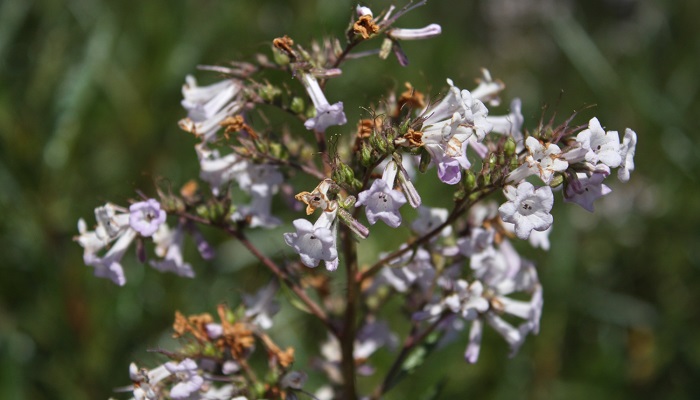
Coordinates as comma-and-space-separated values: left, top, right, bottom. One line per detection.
76, 3, 637, 399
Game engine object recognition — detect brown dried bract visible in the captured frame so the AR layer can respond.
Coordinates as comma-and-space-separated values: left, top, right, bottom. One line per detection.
180, 180, 199, 201
172, 311, 213, 343
221, 115, 258, 140
398, 82, 426, 112
273, 36, 295, 59
217, 304, 255, 358
353, 15, 379, 39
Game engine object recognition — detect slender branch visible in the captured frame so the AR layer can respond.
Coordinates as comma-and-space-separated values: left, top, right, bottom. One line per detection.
372, 313, 448, 399
228, 227, 338, 337
340, 224, 359, 400
179, 210, 337, 336
358, 186, 498, 283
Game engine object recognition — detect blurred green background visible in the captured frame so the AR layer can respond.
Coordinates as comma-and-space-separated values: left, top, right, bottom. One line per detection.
1, 0, 699, 398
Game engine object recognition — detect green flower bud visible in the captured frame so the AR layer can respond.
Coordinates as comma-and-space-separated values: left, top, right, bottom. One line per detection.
549, 174, 564, 188
464, 170, 477, 191
504, 137, 516, 157
272, 47, 290, 66
259, 84, 282, 103
290, 96, 305, 114
360, 143, 373, 167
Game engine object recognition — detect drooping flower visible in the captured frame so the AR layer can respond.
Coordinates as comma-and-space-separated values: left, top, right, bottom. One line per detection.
243, 281, 280, 330
179, 75, 243, 142
355, 160, 407, 227
76, 203, 137, 286
564, 171, 612, 212
464, 240, 543, 363
150, 224, 195, 278
498, 182, 554, 240
129, 199, 167, 237
284, 208, 339, 271
301, 73, 347, 132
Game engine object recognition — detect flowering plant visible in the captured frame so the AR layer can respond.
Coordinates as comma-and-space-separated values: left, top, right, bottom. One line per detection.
76, 2, 637, 399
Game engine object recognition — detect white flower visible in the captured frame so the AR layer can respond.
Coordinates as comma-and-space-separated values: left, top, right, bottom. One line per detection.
195, 143, 247, 196
387, 24, 442, 40
508, 136, 568, 184
301, 73, 347, 132
498, 182, 554, 240
284, 209, 339, 271
179, 75, 242, 142
576, 117, 621, 168
165, 358, 204, 400
470, 69, 505, 107
618, 128, 637, 182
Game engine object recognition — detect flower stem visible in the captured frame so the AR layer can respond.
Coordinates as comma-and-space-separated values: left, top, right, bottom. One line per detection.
340, 224, 359, 400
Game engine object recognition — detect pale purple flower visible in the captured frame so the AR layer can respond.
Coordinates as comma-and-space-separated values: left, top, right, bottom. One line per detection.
456, 227, 494, 257
564, 171, 612, 212
576, 117, 622, 168
301, 73, 346, 132
411, 206, 452, 237
356, 161, 407, 227
205, 323, 223, 339
498, 182, 554, 240
378, 246, 435, 293
84, 229, 137, 286
284, 209, 339, 271
280, 371, 308, 390
129, 199, 166, 237
150, 224, 195, 278
465, 242, 543, 363
165, 358, 204, 400
618, 128, 637, 182
243, 281, 280, 330
232, 191, 282, 229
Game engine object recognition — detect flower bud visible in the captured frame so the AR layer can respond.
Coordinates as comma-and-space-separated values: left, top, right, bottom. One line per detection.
290, 96, 305, 114
360, 143, 373, 167
464, 170, 477, 191
549, 174, 564, 188
338, 208, 369, 239
504, 137, 516, 157
259, 84, 282, 103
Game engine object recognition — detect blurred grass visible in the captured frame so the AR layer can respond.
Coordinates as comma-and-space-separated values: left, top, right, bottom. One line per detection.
1, 0, 699, 399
